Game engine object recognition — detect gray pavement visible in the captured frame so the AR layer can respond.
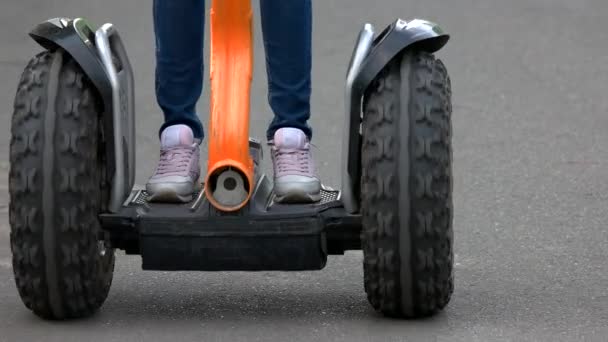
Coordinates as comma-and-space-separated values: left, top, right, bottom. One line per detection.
1, 0, 608, 341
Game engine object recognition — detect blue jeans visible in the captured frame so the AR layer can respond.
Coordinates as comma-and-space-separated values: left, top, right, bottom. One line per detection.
153, 0, 312, 141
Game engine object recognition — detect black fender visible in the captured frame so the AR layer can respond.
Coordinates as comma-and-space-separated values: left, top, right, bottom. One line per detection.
342, 18, 449, 213
29, 18, 116, 186
354, 19, 449, 96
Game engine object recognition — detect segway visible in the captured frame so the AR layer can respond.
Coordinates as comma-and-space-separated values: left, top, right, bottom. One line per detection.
9, 0, 453, 320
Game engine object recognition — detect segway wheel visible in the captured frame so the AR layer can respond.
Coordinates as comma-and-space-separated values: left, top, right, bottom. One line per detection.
9, 50, 115, 320
361, 50, 453, 318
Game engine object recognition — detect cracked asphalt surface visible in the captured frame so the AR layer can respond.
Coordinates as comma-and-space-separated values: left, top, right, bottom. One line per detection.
0, 0, 607, 341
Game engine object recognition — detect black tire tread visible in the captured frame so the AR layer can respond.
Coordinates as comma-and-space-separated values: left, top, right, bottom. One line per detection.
361, 50, 453, 318
9, 50, 115, 320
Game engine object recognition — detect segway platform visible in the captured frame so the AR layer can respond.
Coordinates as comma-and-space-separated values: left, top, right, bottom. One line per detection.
101, 141, 362, 271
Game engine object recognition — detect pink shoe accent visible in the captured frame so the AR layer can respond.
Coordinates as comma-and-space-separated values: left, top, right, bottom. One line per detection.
270, 127, 321, 203
146, 125, 200, 202
271, 127, 316, 178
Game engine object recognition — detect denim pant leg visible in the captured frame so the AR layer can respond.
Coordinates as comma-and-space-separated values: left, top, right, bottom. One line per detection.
154, 0, 206, 140
154, 0, 313, 141
260, 0, 313, 141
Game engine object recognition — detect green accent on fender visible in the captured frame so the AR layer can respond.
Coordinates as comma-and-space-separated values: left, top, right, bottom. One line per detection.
72, 18, 96, 47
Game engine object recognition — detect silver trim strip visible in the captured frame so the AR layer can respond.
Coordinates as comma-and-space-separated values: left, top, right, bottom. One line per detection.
94, 23, 136, 212
341, 23, 375, 214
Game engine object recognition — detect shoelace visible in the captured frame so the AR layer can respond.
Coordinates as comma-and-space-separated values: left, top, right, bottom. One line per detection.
156, 146, 194, 175
273, 147, 310, 174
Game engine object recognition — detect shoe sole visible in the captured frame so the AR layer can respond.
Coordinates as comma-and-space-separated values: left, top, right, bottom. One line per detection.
274, 190, 322, 204
147, 184, 194, 203
147, 184, 320, 205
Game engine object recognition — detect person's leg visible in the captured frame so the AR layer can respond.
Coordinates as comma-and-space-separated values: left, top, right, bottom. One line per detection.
147, 0, 205, 202
260, 0, 321, 203
154, 0, 205, 139
260, 0, 312, 140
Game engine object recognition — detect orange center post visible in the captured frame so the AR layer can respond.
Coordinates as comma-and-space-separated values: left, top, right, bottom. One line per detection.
205, 0, 254, 211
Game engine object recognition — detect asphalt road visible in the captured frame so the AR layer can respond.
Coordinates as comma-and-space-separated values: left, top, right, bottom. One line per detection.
1, 0, 607, 341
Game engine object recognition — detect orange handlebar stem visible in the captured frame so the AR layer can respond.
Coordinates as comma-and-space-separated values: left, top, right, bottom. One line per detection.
205, 0, 254, 211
